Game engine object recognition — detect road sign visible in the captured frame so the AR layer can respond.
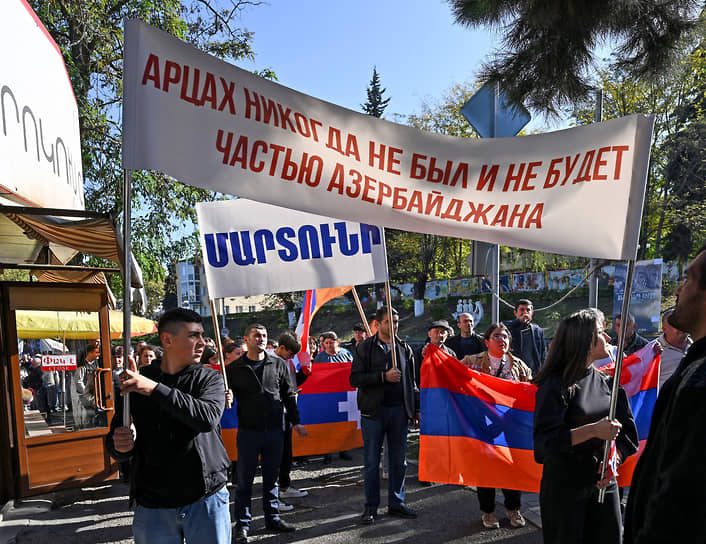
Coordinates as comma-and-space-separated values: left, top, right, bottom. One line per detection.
461, 82, 531, 138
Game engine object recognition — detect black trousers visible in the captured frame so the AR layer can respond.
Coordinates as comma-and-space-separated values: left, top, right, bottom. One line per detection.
279, 425, 293, 489
477, 487, 521, 513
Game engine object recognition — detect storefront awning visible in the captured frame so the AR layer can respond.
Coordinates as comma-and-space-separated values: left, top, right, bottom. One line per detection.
0, 204, 143, 290
16, 309, 157, 340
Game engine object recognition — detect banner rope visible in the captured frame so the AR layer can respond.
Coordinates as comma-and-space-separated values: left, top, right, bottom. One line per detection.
489, 260, 609, 313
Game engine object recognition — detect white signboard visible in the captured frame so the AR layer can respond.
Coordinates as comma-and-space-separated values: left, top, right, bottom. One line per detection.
124, 20, 653, 260
41, 353, 77, 372
0, 1, 84, 210
196, 199, 388, 297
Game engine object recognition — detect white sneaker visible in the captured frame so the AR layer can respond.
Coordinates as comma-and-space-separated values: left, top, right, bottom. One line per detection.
276, 500, 294, 511
507, 509, 526, 528
280, 487, 308, 498
482, 512, 500, 529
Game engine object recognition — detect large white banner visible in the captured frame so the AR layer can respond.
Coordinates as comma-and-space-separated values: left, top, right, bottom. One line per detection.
196, 199, 388, 297
124, 20, 654, 260
0, 0, 84, 210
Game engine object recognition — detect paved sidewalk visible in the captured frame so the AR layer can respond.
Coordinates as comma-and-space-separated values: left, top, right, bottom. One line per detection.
1, 444, 544, 543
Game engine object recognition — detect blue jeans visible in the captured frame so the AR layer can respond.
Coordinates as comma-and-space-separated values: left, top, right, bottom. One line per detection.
133, 486, 231, 544
361, 405, 409, 510
234, 427, 284, 528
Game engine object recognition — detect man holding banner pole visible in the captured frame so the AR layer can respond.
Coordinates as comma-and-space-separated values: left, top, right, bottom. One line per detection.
350, 305, 418, 524
108, 308, 231, 544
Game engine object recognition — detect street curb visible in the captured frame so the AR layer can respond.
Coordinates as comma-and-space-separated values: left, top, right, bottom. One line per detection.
0, 500, 14, 523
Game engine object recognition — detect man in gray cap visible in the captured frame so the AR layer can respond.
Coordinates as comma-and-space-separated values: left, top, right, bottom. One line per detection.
414, 320, 456, 374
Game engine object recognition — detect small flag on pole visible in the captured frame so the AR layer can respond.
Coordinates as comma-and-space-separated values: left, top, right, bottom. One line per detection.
293, 287, 352, 371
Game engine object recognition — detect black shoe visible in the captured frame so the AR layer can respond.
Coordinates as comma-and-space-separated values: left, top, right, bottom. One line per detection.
360, 507, 377, 525
420, 480, 433, 487
322, 453, 332, 465
339, 451, 353, 460
234, 526, 248, 544
388, 504, 418, 518
266, 518, 296, 533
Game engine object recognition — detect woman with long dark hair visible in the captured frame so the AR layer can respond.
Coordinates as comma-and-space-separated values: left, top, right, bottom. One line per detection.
533, 309, 638, 543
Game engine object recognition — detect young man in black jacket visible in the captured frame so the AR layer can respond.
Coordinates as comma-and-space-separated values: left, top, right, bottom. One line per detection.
107, 308, 231, 544
350, 306, 419, 524
226, 324, 307, 544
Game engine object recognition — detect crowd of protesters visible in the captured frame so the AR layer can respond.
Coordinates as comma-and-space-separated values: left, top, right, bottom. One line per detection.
102, 248, 706, 544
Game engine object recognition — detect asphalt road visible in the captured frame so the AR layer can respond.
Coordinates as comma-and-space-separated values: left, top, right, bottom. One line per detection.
1, 434, 544, 544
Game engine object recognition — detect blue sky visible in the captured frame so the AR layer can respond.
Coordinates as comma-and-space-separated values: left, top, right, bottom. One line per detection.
234, 0, 557, 129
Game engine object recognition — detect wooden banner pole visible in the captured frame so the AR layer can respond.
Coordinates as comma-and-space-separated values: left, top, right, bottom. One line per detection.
209, 298, 231, 408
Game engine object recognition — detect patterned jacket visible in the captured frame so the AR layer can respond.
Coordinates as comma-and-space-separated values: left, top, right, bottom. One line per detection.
461, 351, 532, 382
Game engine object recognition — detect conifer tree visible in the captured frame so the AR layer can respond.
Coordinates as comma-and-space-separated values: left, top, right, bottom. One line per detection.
361, 67, 391, 118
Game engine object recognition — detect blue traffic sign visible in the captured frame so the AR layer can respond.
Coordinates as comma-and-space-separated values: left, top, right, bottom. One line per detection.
461, 82, 531, 138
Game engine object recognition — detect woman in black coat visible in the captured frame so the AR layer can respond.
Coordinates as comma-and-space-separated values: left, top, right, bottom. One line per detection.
533, 309, 638, 543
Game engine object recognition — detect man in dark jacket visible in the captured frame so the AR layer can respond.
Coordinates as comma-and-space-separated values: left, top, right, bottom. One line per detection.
445, 312, 484, 358
612, 313, 649, 355
504, 299, 546, 374
414, 320, 456, 388
624, 249, 706, 544
226, 324, 307, 544
107, 308, 231, 544
350, 306, 419, 524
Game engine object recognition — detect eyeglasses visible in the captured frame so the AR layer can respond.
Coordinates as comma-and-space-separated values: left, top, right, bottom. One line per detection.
490, 333, 509, 341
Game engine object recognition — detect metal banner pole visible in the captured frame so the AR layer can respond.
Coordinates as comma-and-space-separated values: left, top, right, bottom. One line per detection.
598, 258, 636, 503
122, 170, 132, 428
351, 287, 372, 336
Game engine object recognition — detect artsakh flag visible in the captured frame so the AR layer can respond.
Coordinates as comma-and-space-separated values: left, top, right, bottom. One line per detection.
221, 362, 362, 460
418, 342, 660, 491
293, 287, 352, 370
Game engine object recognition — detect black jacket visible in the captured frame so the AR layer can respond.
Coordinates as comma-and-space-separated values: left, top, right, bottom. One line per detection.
106, 362, 230, 507
444, 333, 485, 358
504, 319, 547, 374
611, 331, 650, 356
350, 334, 418, 420
225, 352, 300, 431
624, 336, 706, 544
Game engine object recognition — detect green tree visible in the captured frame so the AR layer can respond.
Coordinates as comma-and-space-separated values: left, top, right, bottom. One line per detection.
30, 1, 271, 312
448, 0, 702, 113
361, 67, 391, 118
571, 37, 706, 260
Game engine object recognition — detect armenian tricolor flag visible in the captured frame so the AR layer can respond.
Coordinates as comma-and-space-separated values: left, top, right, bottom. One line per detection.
418, 344, 540, 491
418, 341, 661, 491
221, 361, 362, 460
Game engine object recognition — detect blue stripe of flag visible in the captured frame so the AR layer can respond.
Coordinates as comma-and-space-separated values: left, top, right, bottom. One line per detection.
629, 388, 657, 440
421, 388, 534, 450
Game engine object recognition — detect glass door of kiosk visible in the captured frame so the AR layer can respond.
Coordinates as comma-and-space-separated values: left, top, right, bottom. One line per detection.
0, 283, 117, 498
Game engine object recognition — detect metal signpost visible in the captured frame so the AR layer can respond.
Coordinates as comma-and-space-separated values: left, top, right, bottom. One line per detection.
461, 83, 531, 322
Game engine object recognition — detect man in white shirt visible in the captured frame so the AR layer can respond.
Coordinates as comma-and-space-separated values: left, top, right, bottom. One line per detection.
656, 308, 692, 388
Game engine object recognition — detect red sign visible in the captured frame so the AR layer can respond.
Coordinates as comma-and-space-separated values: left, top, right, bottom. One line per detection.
41, 354, 77, 371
